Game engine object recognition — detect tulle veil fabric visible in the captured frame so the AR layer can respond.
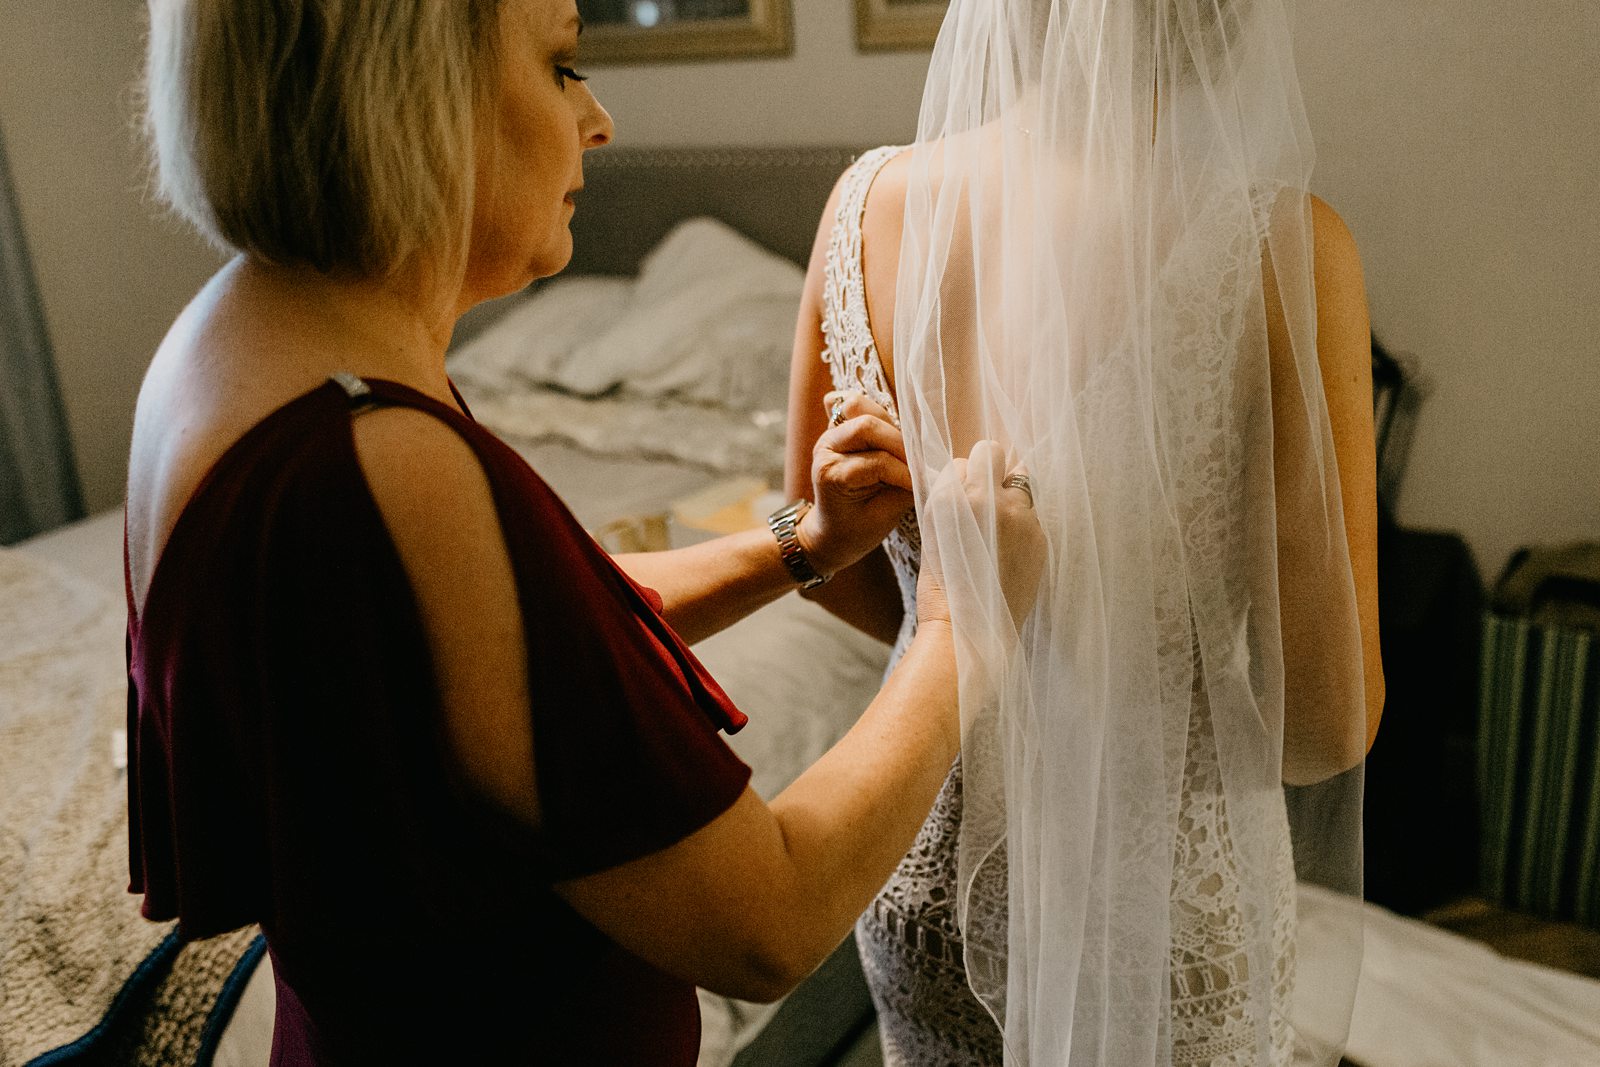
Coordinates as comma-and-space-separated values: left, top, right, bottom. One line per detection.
892, 0, 1367, 1063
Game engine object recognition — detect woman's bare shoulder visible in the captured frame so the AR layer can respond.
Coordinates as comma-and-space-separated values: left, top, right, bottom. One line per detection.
1309, 195, 1364, 294
1306, 196, 1370, 382
865, 146, 914, 203
351, 406, 540, 824
127, 260, 313, 605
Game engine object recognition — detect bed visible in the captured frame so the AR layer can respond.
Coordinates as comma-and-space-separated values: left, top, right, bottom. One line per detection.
6, 145, 1600, 1067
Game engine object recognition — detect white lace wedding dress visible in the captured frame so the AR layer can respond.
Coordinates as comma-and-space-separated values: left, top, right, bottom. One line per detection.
819, 146, 1300, 1067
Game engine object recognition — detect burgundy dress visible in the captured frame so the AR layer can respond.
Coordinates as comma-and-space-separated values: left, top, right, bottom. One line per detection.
126, 377, 753, 1065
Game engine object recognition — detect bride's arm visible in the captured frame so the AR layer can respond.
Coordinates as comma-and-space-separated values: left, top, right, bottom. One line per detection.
781, 180, 908, 646
1272, 196, 1386, 785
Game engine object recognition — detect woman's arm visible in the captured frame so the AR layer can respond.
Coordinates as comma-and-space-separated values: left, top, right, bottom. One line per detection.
558, 623, 958, 1002
1311, 197, 1385, 755
1270, 196, 1386, 785
613, 401, 911, 645
780, 178, 907, 646
355, 410, 1040, 1004
569, 442, 1040, 1002
610, 528, 806, 647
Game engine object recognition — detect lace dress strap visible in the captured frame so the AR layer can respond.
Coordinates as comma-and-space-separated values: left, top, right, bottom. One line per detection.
820, 145, 910, 421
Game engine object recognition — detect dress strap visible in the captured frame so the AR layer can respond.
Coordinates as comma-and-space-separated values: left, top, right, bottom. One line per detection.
327, 373, 474, 421
819, 146, 910, 423
329, 372, 378, 413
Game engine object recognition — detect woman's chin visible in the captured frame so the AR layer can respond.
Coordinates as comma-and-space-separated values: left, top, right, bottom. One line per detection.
538, 229, 577, 279
522, 221, 576, 279
458, 228, 574, 308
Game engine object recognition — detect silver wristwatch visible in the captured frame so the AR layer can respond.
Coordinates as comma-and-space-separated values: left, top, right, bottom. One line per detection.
767, 500, 830, 590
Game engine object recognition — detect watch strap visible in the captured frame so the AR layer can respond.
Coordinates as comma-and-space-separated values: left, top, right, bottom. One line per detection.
767, 500, 829, 590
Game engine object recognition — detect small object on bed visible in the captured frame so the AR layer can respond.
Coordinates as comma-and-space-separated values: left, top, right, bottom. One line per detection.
595, 512, 673, 554
671, 477, 773, 537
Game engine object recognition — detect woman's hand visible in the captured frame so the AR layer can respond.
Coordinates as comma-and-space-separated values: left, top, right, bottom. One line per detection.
797, 391, 915, 579
915, 440, 1046, 632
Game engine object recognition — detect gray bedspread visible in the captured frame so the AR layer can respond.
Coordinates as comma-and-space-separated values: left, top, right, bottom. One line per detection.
0, 547, 260, 1066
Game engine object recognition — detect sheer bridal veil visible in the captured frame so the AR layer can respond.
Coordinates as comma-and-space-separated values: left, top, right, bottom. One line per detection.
894, 0, 1367, 1063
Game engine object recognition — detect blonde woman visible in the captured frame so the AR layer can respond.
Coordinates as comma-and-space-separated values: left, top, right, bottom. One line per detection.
128, 1, 1041, 1062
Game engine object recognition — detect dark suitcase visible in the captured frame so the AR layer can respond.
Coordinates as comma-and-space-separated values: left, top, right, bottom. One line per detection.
1478, 543, 1600, 926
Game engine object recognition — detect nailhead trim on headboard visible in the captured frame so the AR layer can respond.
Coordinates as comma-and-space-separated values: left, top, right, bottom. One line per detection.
586, 146, 866, 172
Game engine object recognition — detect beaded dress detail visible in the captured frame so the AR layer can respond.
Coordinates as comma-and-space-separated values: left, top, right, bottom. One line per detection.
819, 147, 1298, 1066
820, 146, 924, 667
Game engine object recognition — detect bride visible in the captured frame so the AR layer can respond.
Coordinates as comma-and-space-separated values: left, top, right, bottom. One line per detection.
784, 0, 1384, 1063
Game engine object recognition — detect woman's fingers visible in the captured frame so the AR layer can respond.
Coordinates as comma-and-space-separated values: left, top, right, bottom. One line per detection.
966, 439, 1007, 491
801, 392, 917, 577
818, 413, 908, 464
823, 389, 892, 424
817, 452, 916, 494
822, 392, 903, 446
814, 391, 912, 497
1000, 466, 1033, 510
917, 441, 1046, 628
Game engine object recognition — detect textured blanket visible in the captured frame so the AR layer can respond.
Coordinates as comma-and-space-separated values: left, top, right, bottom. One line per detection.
0, 548, 262, 1066
451, 371, 789, 481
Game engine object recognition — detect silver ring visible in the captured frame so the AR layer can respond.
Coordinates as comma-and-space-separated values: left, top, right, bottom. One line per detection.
829, 400, 847, 428
1002, 473, 1034, 507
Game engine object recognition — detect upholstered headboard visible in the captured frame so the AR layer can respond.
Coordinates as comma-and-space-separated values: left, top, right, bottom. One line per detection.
567, 145, 868, 273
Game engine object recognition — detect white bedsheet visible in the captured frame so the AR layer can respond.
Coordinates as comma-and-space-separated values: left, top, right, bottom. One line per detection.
1298, 885, 1600, 1067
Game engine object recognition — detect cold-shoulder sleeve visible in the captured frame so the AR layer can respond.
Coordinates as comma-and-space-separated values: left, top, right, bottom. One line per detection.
463, 429, 753, 881
126, 378, 736, 1062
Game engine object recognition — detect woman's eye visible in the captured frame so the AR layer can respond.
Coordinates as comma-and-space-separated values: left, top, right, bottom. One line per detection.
555, 64, 589, 88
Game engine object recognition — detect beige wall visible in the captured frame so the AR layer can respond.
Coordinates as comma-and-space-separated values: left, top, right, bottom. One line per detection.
584, 3, 931, 146
0, 2, 223, 516
1296, 0, 1600, 577
4, 0, 1595, 575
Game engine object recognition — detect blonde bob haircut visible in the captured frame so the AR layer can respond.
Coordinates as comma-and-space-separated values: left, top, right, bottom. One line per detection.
145, 0, 503, 281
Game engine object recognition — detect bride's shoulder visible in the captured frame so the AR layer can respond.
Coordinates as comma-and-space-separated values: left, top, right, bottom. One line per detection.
1263, 193, 1364, 316
1301, 197, 1367, 341
840, 144, 916, 204
811, 146, 901, 236
808, 147, 915, 254
863, 146, 914, 208
1307, 195, 1363, 292
1261, 193, 1369, 406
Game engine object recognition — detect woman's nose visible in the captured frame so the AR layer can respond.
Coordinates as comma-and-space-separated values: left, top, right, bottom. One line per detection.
584, 94, 615, 149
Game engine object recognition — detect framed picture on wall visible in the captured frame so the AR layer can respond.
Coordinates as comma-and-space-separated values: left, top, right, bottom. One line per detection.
855, 0, 948, 51
576, 0, 793, 64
